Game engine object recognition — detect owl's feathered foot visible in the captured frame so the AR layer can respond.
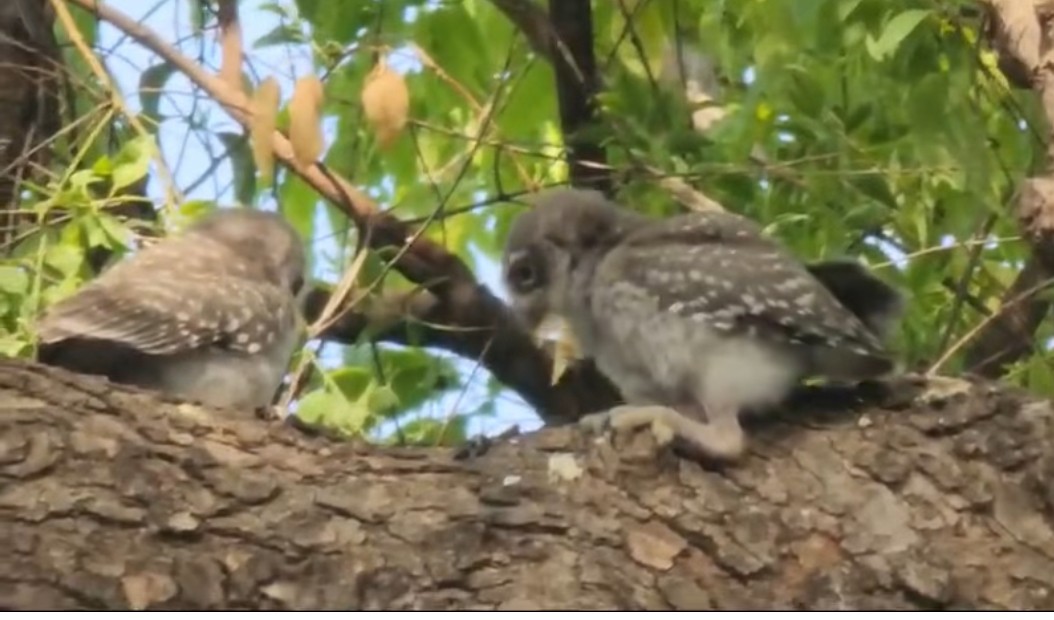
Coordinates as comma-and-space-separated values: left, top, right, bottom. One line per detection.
580, 404, 746, 463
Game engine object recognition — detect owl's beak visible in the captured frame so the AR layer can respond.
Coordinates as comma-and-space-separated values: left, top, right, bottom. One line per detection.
526, 314, 582, 384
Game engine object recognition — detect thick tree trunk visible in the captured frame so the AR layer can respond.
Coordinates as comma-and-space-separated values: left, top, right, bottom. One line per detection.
0, 358, 1052, 610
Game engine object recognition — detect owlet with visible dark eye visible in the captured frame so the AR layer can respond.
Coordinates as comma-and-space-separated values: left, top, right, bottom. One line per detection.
501, 188, 903, 462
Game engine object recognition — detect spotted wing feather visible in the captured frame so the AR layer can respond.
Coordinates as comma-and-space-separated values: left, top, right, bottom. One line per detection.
37, 274, 293, 356
597, 212, 890, 373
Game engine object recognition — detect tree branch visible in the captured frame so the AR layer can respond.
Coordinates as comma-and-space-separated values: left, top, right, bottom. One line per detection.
2, 359, 1053, 610
486, 0, 554, 59
964, 0, 1054, 376
303, 287, 622, 423
488, 0, 611, 191
546, 0, 609, 191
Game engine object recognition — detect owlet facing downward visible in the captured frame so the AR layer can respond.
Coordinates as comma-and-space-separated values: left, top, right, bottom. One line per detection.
36, 208, 306, 411
502, 188, 902, 463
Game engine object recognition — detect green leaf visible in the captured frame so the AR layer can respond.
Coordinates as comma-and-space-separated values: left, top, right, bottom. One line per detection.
329, 366, 372, 401
607, 0, 668, 79
44, 241, 84, 279
367, 384, 401, 418
96, 213, 134, 249
179, 200, 217, 219
80, 214, 107, 248
0, 266, 29, 297
397, 416, 468, 447
850, 173, 898, 211
138, 62, 177, 122
293, 389, 340, 427
216, 132, 258, 204
785, 65, 826, 116
0, 334, 29, 358
866, 9, 931, 61
109, 135, 156, 194
296, 386, 373, 436
838, 0, 865, 22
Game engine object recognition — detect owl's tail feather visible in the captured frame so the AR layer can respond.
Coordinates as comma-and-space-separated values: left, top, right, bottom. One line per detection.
37, 338, 154, 387
806, 259, 904, 341
807, 345, 896, 383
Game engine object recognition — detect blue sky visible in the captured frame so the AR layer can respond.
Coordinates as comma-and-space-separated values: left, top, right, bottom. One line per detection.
101, 0, 540, 437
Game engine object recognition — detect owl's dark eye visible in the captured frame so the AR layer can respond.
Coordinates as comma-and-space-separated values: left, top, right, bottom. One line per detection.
506, 254, 543, 293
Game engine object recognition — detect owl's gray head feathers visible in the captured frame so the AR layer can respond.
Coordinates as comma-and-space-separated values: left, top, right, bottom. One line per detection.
503, 188, 645, 330
36, 208, 306, 410
180, 208, 306, 293
804, 259, 904, 341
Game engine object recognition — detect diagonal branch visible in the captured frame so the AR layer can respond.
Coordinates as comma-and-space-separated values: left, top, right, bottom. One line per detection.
304, 288, 622, 421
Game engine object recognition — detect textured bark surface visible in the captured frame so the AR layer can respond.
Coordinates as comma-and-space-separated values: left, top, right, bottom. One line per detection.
1, 358, 1054, 610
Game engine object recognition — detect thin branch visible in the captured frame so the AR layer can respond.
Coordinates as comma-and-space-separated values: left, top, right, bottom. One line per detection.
546, 0, 609, 191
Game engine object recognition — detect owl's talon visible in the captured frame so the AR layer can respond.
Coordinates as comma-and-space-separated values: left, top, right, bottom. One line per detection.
579, 405, 677, 448
649, 418, 676, 447
581, 404, 746, 462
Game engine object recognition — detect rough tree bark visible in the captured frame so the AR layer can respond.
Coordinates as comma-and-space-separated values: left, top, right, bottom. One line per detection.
1, 358, 1054, 610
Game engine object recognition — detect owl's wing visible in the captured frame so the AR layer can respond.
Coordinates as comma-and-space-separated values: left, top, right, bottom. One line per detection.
597, 216, 889, 371
37, 274, 295, 356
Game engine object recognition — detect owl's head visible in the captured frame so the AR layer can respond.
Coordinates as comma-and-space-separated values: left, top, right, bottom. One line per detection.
501, 188, 643, 330
186, 208, 307, 295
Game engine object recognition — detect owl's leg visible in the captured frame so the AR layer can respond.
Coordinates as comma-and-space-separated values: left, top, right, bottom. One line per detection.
579, 404, 746, 462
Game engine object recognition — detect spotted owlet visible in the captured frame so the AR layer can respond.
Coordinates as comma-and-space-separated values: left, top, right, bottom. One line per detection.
501, 188, 902, 462
36, 208, 306, 411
